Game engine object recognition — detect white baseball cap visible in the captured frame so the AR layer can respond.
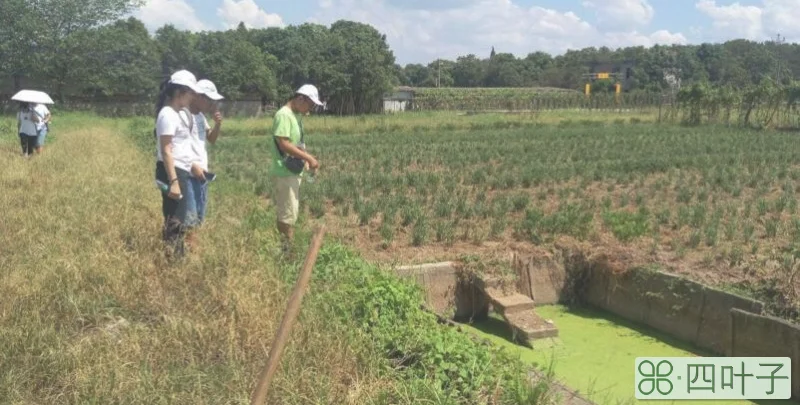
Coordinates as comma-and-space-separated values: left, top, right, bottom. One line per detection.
197, 79, 224, 101
295, 84, 323, 106
169, 70, 203, 93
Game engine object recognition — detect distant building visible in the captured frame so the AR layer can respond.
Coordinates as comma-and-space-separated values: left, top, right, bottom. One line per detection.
382, 86, 415, 113
590, 61, 636, 91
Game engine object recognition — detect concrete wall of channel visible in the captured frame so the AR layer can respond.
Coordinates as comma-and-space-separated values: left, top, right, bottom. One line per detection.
393, 262, 490, 322
730, 309, 800, 398
513, 251, 800, 399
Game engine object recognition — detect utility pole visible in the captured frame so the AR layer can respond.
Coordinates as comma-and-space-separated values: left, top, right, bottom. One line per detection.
437, 58, 441, 88
773, 33, 786, 85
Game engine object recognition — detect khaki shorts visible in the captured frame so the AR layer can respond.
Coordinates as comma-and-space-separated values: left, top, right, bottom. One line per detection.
272, 175, 302, 225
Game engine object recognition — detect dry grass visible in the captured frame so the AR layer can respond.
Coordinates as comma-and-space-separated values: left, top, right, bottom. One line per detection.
0, 117, 426, 404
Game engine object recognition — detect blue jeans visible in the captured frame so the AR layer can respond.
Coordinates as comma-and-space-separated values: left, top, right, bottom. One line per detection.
155, 162, 193, 256
36, 127, 48, 147
186, 177, 208, 227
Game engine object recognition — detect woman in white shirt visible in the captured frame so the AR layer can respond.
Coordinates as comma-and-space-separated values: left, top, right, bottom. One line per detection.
154, 69, 203, 259
33, 103, 51, 154
16, 103, 38, 157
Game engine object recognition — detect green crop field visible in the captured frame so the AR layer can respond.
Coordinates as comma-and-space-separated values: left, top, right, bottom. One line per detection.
406, 87, 661, 112
191, 110, 799, 320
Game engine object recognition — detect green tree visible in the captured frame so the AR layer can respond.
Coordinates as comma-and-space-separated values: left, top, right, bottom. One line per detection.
79, 18, 160, 98
404, 64, 431, 87
0, 0, 46, 90
30, 0, 146, 97
156, 25, 200, 77
326, 20, 397, 114
194, 30, 278, 102
452, 54, 486, 87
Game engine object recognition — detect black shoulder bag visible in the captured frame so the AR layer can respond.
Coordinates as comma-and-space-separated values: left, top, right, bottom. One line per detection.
274, 119, 306, 174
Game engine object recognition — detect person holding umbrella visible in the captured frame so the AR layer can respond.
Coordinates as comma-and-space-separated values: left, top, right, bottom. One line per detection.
11, 90, 54, 158
270, 84, 323, 258
16, 102, 38, 157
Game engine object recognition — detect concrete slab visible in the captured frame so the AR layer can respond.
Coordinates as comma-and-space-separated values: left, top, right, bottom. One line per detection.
473, 275, 503, 292
505, 311, 559, 345
485, 288, 536, 314
395, 261, 457, 275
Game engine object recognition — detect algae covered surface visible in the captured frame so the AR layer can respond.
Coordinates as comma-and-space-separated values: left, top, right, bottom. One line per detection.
464, 305, 796, 405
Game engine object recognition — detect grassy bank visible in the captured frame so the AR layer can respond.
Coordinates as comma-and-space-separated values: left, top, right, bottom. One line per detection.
0, 114, 554, 404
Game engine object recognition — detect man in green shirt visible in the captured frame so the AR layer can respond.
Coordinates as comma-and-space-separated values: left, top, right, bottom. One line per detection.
271, 84, 322, 257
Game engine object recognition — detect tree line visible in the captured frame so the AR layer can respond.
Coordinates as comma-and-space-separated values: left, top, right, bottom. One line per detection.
2, 0, 800, 114
403, 41, 800, 93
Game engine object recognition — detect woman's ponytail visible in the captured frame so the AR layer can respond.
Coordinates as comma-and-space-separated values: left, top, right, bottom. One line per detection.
154, 77, 170, 121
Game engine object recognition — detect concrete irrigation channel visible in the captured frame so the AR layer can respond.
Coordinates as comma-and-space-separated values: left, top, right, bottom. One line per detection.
392, 247, 800, 405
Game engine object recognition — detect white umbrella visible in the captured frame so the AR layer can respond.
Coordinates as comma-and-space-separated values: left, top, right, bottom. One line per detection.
11, 90, 55, 105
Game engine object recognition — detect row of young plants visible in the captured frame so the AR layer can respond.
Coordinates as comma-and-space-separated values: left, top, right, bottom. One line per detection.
410, 89, 662, 111
266, 124, 799, 243
203, 121, 800, 254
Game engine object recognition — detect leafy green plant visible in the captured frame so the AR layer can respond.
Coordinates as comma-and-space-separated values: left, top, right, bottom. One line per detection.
603, 209, 651, 243
511, 193, 530, 212
412, 215, 430, 246
765, 218, 779, 239
435, 221, 455, 246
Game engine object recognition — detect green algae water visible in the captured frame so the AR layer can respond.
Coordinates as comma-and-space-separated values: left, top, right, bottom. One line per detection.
463, 305, 796, 405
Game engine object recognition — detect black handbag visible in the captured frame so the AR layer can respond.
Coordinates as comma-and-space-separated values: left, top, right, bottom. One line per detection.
274, 120, 306, 174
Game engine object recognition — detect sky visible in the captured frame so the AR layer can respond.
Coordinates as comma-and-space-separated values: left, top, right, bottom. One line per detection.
133, 0, 800, 65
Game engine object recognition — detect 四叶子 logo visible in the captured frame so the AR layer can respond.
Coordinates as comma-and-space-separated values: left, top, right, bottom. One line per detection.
637, 359, 674, 396
635, 357, 791, 400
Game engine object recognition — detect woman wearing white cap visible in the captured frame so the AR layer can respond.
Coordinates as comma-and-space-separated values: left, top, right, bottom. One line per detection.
270, 84, 323, 257
154, 69, 203, 258
182, 79, 224, 250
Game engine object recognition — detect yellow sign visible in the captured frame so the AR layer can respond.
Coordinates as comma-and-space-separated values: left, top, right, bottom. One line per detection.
597, 73, 610, 79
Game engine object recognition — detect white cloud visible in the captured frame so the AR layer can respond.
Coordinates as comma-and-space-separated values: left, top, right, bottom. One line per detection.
695, 0, 763, 40
761, 0, 800, 41
603, 29, 687, 47
695, 0, 800, 42
649, 29, 688, 45
583, 0, 655, 29
217, 0, 285, 29
135, 0, 207, 31
313, 0, 685, 64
